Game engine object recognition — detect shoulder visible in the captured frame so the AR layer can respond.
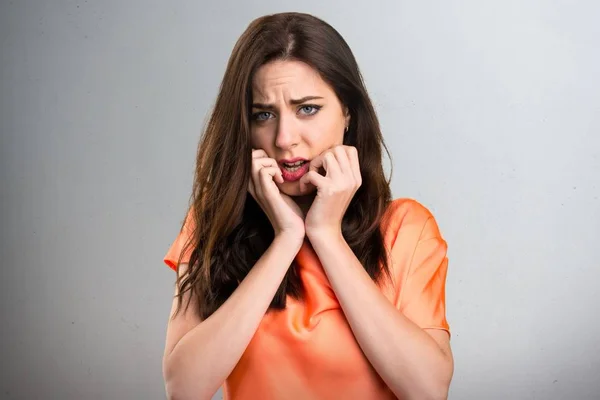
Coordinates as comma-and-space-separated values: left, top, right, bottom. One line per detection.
380, 198, 444, 247
378, 198, 448, 301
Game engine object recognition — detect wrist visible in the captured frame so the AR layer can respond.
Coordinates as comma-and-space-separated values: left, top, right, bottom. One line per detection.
306, 226, 343, 243
274, 231, 305, 251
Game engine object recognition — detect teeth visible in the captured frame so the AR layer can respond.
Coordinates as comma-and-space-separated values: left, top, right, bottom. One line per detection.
283, 160, 305, 167
282, 161, 306, 172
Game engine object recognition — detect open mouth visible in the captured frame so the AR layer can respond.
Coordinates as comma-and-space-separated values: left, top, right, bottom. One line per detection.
281, 160, 308, 172
279, 159, 310, 182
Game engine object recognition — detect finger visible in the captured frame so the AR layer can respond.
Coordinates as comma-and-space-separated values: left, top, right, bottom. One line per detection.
345, 146, 362, 185
252, 149, 269, 159
323, 151, 341, 178
309, 151, 340, 178
252, 157, 279, 183
298, 179, 315, 194
252, 157, 278, 169
333, 146, 352, 176
258, 166, 284, 196
299, 170, 328, 191
274, 168, 284, 184
308, 153, 324, 174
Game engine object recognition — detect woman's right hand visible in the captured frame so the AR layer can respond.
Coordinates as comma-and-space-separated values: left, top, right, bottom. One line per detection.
248, 149, 305, 241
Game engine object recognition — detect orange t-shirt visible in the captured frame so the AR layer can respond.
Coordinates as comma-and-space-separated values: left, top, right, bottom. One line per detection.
163, 198, 450, 400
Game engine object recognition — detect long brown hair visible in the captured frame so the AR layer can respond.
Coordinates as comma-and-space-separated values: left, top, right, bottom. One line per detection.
173, 12, 393, 320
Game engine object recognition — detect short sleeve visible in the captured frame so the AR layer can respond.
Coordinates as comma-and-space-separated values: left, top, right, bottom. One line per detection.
163, 208, 196, 272
383, 199, 450, 334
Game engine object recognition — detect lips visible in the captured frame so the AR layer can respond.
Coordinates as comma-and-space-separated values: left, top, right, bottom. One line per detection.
278, 158, 310, 182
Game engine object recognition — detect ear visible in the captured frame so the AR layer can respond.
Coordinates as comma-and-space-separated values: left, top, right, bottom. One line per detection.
344, 107, 351, 129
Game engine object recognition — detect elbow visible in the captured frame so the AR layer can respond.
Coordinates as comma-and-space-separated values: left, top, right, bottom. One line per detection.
165, 385, 215, 400
424, 369, 453, 400
164, 384, 183, 400
405, 383, 448, 400
428, 385, 450, 400
393, 379, 450, 400
423, 351, 453, 400
163, 356, 215, 400
395, 369, 452, 400
163, 358, 184, 400
163, 376, 186, 400
164, 379, 213, 400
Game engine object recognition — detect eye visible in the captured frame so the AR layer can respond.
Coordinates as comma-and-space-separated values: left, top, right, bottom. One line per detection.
299, 105, 321, 116
252, 111, 273, 121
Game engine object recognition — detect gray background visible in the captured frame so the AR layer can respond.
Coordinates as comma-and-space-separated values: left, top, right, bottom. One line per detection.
1, 1, 599, 399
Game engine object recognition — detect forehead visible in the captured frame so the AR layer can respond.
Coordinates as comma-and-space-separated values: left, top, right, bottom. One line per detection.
252, 60, 332, 100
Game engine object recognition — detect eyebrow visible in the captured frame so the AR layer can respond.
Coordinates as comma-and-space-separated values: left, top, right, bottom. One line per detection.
251, 96, 324, 109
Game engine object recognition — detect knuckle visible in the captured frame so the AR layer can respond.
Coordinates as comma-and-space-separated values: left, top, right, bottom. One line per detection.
258, 167, 269, 175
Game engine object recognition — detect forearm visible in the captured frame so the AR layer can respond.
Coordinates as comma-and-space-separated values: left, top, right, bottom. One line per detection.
308, 231, 452, 400
164, 234, 302, 400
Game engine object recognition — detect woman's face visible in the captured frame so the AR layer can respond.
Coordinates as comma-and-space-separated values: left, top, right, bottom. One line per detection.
250, 59, 350, 197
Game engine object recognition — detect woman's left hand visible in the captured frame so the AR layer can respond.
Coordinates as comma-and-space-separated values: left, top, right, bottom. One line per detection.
300, 145, 362, 238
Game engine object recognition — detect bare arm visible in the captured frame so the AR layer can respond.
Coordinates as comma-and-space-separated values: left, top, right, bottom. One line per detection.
308, 230, 453, 400
300, 146, 453, 399
162, 234, 302, 400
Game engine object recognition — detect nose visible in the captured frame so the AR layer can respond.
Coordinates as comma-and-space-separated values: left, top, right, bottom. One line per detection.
274, 115, 299, 150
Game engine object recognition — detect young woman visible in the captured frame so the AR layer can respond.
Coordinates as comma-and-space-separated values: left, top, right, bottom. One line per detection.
162, 12, 453, 400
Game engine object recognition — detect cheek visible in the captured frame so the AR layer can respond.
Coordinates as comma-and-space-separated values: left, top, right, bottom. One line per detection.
249, 130, 259, 147
250, 130, 269, 149
305, 119, 344, 147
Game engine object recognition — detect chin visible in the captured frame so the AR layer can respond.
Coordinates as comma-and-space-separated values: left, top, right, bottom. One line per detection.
278, 181, 316, 197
